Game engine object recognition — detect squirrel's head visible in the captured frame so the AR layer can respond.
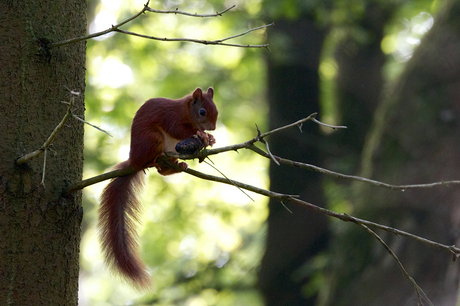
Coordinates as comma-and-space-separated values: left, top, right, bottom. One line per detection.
190, 87, 218, 131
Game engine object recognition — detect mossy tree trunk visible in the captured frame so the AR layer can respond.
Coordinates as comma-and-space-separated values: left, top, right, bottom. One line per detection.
0, 1, 86, 305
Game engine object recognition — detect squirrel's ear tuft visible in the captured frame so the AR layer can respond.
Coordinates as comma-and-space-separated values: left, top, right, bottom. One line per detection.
206, 87, 214, 98
192, 88, 203, 99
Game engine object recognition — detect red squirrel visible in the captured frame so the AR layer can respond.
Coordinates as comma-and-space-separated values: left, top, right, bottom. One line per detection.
99, 87, 218, 290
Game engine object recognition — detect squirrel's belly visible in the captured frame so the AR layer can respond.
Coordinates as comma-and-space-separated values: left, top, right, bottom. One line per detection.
161, 129, 181, 153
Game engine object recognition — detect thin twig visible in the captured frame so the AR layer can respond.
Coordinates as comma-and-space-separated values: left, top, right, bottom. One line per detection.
73, 114, 112, 137
255, 123, 279, 165
310, 116, 347, 130
41, 149, 47, 186
16, 90, 112, 169
212, 22, 275, 43
358, 223, 434, 306
16, 95, 75, 165
113, 28, 270, 49
204, 160, 254, 202
280, 200, 293, 213
262, 139, 279, 165
145, 5, 236, 17
259, 112, 346, 139
250, 144, 460, 190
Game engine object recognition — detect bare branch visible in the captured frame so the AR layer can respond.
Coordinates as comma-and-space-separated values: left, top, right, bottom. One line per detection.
261, 139, 279, 165
48, 0, 152, 48
47, 2, 271, 50
72, 114, 112, 137
145, 5, 236, 17
358, 223, 434, 306
204, 160, 254, 202
65, 155, 460, 261
255, 124, 279, 165
16, 90, 112, 167
310, 115, 348, 130
167, 113, 460, 191
16, 93, 76, 165
166, 113, 346, 162
179, 165, 460, 260
65, 113, 460, 270
248, 145, 460, 190
65, 166, 136, 195
64, 112, 460, 304
212, 23, 275, 43
113, 28, 271, 49
259, 112, 346, 139
41, 149, 47, 186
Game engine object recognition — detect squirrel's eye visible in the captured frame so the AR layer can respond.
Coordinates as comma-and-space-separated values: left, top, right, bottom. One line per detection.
199, 109, 206, 116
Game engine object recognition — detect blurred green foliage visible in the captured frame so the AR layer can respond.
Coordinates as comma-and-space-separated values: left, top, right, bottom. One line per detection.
80, 0, 440, 304
81, 0, 269, 305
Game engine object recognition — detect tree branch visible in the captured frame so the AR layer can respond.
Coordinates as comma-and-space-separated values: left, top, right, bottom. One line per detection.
65, 115, 460, 263
145, 5, 236, 17
64, 112, 460, 302
358, 223, 434, 306
248, 145, 460, 190
67, 113, 460, 195
65, 166, 136, 195
65, 154, 460, 260
17, 90, 111, 168
184, 166, 460, 258
47, 1, 272, 49
167, 113, 460, 191
47, 0, 152, 48
210, 23, 275, 44
165, 112, 346, 161
16, 92, 78, 165
113, 26, 272, 49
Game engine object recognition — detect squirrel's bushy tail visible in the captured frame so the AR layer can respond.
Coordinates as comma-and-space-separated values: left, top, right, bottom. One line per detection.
98, 160, 151, 290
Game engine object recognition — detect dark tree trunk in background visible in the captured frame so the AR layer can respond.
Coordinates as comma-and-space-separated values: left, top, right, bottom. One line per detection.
323, 1, 460, 305
330, 2, 393, 172
258, 15, 328, 306
0, 1, 86, 305
259, 2, 395, 305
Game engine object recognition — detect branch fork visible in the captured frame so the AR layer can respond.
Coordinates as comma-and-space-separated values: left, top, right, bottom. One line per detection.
16, 89, 110, 185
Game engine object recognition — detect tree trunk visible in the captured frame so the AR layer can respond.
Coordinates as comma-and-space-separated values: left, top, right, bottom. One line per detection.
323, 1, 460, 305
330, 2, 392, 172
258, 14, 328, 306
0, 1, 86, 305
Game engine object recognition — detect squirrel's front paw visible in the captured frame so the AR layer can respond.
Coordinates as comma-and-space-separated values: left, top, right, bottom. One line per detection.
196, 131, 216, 147
178, 161, 188, 171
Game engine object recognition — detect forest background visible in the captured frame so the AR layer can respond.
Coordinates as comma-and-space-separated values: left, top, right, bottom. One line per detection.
81, 0, 460, 305
1, 0, 459, 305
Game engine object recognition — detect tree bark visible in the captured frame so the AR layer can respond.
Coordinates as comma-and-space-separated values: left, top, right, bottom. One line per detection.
323, 1, 460, 305
0, 1, 86, 305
